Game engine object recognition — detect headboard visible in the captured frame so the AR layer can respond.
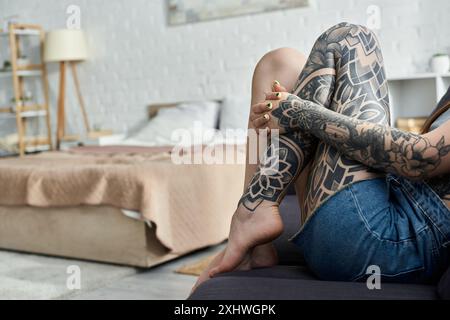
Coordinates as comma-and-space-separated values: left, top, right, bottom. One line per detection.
147, 103, 178, 119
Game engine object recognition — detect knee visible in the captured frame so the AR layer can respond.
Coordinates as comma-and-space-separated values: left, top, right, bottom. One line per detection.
320, 22, 376, 42
254, 47, 307, 73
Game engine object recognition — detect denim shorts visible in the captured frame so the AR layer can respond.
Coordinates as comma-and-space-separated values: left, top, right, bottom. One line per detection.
289, 174, 450, 284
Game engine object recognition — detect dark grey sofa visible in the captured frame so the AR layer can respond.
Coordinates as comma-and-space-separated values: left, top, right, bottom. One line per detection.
189, 195, 448, 300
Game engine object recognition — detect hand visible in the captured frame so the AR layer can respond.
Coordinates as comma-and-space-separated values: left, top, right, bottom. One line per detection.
250, 80, 293, 133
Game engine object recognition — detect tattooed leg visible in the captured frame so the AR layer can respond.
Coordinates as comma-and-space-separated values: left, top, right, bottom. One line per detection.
275, 23, 391, 220
241, 41, 338, 212
246, 48, 308, 187
191, 49, 310, 284
240, 133, 312, 210
242, 48, 309, 266
214, 49, 317, 274
208, 131, 314, 277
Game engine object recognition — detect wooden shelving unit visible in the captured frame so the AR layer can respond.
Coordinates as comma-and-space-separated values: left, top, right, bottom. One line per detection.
0, 23, 52, 156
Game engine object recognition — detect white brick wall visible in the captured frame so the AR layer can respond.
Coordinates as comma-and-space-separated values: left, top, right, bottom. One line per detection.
0, 0, 449, 136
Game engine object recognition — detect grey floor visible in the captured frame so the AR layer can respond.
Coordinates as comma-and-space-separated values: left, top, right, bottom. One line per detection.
0, 244, 223, 300
70, 244, 224, 300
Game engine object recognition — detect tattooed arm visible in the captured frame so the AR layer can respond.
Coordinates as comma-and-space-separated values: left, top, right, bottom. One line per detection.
270, 97, 450, 180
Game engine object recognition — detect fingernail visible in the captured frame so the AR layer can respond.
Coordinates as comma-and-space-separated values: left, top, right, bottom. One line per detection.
266, 102, 272, 110
264, 114, 270, 120
275, 92, 281, 98
273, 80, 280, 86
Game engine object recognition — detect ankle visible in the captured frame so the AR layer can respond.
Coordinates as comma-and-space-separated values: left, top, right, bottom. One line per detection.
238, 197, 280, 213
235, 200, 284, 236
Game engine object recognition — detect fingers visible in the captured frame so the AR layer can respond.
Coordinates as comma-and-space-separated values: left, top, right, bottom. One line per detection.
249, 81, 285, 129
252, 114, 270, 128
272, 80, 287, 92
251, 102, 273, 116
209, 245, 246, 278
250, 102, 271, 128
265, 92, 282, 100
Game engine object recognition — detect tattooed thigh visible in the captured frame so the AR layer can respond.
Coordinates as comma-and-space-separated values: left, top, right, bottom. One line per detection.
302, 23, 391, 217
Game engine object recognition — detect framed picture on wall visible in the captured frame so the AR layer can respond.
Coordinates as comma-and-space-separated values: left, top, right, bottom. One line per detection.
167, 0, 310, 25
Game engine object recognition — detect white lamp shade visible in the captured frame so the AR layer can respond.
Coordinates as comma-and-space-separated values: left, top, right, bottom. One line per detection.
44, 29, 88, 62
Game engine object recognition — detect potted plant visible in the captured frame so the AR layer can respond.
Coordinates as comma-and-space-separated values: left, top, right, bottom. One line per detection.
10, 92, 33, 107
431, 53, 450, 74
0, 60, 11, 72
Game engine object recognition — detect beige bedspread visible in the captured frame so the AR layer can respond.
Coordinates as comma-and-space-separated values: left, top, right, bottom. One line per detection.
0, 146, 246, 253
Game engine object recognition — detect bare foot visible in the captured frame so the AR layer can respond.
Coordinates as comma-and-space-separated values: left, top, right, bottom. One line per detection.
190, 242, 278, 295
190, 250, 225, 295
209, 200, 283, 277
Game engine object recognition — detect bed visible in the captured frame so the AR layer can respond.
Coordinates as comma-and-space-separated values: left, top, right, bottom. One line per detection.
0, 102, 246, 267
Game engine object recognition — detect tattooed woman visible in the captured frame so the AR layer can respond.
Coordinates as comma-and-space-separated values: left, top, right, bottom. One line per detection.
193, 23, 450, 291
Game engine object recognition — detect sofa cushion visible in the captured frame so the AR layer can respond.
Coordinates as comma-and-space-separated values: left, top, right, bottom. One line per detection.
274, 195, 305, 266
438, 266, 450, 300
189, 266, 438, 300
190, 194, 440, 300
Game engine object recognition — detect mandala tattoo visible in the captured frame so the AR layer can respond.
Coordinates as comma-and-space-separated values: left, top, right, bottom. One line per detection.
239, 132, 312, 211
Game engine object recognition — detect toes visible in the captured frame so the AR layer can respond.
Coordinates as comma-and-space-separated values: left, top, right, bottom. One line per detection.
209, 245, 247, 277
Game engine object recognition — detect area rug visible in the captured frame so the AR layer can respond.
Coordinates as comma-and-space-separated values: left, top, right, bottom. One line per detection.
175, 254, 216, 276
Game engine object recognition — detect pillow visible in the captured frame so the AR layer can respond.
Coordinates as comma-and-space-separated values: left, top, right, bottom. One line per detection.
219, 96, 250, 131
438, 265, 450, 299
125, 101, 220, 146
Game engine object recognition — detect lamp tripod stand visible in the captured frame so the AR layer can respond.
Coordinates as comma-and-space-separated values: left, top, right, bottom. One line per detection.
56, 61, 91, 149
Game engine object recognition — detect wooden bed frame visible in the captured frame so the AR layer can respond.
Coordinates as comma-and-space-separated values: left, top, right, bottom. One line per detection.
0, 101, 241, 268
0, 206, 177, 267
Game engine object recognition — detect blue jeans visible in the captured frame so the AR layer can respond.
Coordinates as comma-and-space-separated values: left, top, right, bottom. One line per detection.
290, 175, 450, 284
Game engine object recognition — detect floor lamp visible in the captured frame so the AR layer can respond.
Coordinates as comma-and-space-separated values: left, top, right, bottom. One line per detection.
44, 29, 89, 149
